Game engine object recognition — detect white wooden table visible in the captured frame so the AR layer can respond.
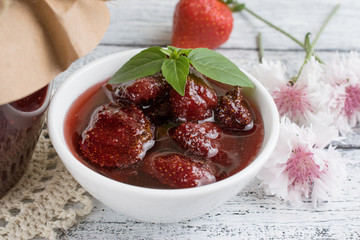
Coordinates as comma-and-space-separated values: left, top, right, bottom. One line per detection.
53, 0, 360, 239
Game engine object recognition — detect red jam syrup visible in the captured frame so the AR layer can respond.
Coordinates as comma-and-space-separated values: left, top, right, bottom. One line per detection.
0, 85, 50, 197
64, 79, 264, 189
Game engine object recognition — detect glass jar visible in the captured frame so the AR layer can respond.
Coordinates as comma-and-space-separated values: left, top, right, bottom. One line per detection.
0, 83, 52, 198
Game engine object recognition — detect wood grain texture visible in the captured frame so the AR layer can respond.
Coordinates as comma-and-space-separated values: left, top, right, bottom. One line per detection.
102, 0, 360, 50
54, 147, 360, 240
49, 0, 360, 239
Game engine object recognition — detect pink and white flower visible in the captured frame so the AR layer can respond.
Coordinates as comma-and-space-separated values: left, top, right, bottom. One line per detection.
251, 58, 333, 129
257, 117, 345, 206
321, 52, 360, 135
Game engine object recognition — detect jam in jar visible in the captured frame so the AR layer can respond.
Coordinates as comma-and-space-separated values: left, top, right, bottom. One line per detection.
0, 84, 52, 198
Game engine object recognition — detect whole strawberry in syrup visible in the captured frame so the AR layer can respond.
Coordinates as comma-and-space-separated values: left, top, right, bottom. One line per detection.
215, 86, 253, 130
171, 0, 234, 49
141, 153, 216, 188
169, 73, 218, 122
79, 103, 154, 168
169, 122, 229, 165
104, 74, 168, 106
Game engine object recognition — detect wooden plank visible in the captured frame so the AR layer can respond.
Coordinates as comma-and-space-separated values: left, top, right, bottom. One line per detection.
102, 0, 360, 51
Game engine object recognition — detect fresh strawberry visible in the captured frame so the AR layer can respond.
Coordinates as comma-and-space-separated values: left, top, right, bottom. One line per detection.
215, 86, 253, 130
169, 73, 218, 122
169, 122, 229, 165
171, 0, 233, 49
104, 74, 169, 106
79, 103, 154, 168
141, 153, 216, 188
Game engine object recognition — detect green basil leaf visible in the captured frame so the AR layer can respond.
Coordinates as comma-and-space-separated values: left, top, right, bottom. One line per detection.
159, 48, 172, 57
161, 56, 190, 96
167, 46, 182, 52
108, 47, 166, 84
167, 46, 192, 57
178, 49, 193, 57
188, 48, 254, 88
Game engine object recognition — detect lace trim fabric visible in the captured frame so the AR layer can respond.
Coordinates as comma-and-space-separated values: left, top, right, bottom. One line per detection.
0, 129, 93, 240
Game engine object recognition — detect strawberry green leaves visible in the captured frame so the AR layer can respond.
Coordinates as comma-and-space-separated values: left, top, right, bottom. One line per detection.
108, 46, 254, 95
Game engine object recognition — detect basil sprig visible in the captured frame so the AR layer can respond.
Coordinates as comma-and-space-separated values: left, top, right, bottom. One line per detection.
108, 46, 254, 96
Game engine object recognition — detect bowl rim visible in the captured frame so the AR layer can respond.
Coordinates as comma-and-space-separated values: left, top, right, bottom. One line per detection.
48, 48, 279, 198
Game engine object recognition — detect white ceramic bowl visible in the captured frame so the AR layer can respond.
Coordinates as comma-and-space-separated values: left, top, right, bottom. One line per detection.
48, 49, 279, 223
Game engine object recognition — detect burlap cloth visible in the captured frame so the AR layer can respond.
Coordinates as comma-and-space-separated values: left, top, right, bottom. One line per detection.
0, 129, 93, 240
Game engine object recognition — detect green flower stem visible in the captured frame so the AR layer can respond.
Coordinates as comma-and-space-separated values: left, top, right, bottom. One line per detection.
311, 4, 340, 49
242, 6, 324, 64
296, 54, 311, 82
257, 32, 264, 63
294, 4, 340, 81
244, 7, 303, 47
296, 34, 314, 80
314, 54, 324, 64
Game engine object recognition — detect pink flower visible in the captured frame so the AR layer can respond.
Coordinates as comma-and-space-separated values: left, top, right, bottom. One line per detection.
251, 58, 332, 129
257, 117, 345, 206
322, 52, 360, 135
272, 82, 312, 120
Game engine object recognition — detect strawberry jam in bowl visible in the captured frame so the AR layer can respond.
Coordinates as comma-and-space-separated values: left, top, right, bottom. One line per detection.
48, 48, 279, 223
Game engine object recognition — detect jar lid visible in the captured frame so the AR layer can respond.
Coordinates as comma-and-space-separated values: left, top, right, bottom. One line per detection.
0, 0, 110, 105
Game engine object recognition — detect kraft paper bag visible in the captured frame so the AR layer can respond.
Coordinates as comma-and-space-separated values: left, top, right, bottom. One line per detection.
0, 0, 110, 105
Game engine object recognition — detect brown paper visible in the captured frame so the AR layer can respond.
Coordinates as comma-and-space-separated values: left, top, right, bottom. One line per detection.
0, 0, 110, 105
